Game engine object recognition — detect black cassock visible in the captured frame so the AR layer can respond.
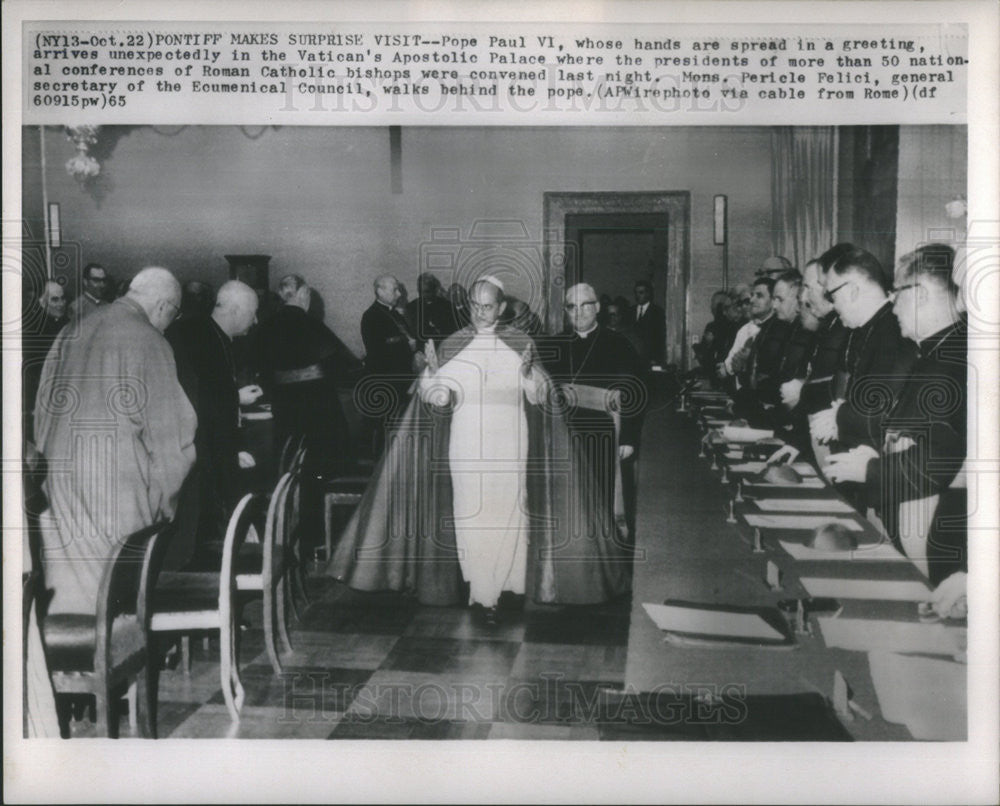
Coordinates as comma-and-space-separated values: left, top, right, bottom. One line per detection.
865, 320, 968, 586
542, 325, 647, 543
167, 314, 244, 564
256, 304, 353, 477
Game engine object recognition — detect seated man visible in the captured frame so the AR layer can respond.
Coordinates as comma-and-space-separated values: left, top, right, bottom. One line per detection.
329, 275, 630, 614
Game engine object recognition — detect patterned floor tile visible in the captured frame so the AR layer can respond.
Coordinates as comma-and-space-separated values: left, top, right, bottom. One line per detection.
523, 605, 631, 646
510, 642, 627, 681
169, 704, 341, 739
248, 631, 400, 670
380, 636, 521, 676
296, 601, 417, 635
345, 670, 509, 723
403, 607, 526, 642
206, 663, 373, 714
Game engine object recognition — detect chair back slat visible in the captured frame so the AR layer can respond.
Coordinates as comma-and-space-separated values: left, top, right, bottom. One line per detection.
94, 522, 172, 682
220, 493, 266, 607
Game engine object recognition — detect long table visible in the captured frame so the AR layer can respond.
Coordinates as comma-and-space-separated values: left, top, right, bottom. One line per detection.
623, 389, 967, 741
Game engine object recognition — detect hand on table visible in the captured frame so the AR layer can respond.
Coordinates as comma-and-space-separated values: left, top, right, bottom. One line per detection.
809, 401, 843, 444
239, 384, 264, 406
766, 444, 800, 466
780, 378, 803, 409
822, 444, 878, 484
238, 451, 256, 469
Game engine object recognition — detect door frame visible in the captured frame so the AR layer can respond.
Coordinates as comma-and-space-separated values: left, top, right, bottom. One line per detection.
542, 191, 691, 368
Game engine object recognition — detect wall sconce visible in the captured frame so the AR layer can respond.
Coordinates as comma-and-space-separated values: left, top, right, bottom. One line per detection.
65, 125, 101, 182
47, 203, 61, 248
714, 195, 727, 244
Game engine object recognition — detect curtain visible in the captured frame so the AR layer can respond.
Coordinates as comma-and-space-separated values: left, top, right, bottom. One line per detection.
771, 127, 838, 268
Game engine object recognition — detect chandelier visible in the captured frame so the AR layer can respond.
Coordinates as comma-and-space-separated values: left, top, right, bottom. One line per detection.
64, 125, 101, 182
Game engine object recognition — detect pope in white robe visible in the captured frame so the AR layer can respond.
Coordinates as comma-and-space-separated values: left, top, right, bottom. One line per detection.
418, 276, 542, 610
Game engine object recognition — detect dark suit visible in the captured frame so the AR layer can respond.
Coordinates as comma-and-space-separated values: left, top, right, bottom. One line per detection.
836, 302, 919, 450
167, 315, 243, 564
865, 321, 967, 585
633, 302, 666, 365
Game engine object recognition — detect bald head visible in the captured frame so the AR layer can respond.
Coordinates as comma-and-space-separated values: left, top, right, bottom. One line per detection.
374, 274, 401, 307
127, 267, 182, 332
40, 280, 67, 319
564, 282, 600, 333
213, 280, 259, 338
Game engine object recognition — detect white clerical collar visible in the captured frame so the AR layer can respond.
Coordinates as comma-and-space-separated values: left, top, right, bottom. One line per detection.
575, 323, 599, 338
475, 323, 498, 334
376, 299, 395, 311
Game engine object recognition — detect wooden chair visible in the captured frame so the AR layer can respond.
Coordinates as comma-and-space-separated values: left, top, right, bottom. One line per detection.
41, 522, 169, 738
235, 470, 297, 675
149, 493, 265, 723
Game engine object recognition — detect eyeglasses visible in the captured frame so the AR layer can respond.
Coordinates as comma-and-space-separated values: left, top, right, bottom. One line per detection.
823, 281, 851, 303
564, 301, 598, 312
470, 302, 497, 313
890, 282, 920, 298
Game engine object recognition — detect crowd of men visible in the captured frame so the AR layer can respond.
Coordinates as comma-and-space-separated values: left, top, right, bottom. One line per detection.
695, 246, 968, 615
23, 244, 967, 626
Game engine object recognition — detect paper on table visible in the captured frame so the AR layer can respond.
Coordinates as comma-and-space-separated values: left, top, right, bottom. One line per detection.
642, 603, 785, 641
748, 477, 826, 490
817, 618, 963, 655
801, 577, 932, 601
728, 461, 818, 476
778, 540, 904, 561
756, 498, 854, 513
721, 425, 775, 442
868, 651, 967, 740
743, 514, 863, 531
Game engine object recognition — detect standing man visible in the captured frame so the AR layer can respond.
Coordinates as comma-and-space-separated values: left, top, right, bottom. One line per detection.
67, 262, 108, 323
405, 272, 456, 348
257, 274, 353, 478
23, 281, 69, 443
34, 267, 196, 615
825, 244, 967, 589
360, 275, 420, 454
549, 283, 646, 543
632, 279, 666, 367
416, 276, 543, 622
810, 246, 918, 452
168, 280, 262, 568
331, 276, 631, 612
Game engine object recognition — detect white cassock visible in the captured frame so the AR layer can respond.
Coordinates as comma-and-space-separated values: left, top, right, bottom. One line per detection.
420, 330, 537, 608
